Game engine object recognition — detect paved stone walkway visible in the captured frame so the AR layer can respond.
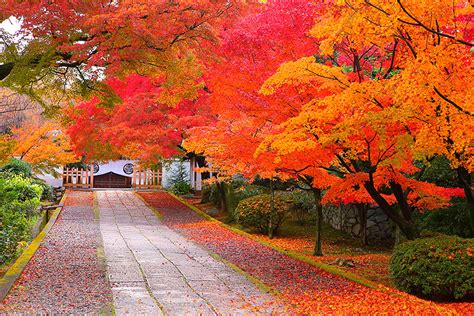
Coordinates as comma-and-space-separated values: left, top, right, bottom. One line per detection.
0, 191, 112, 314
98, 191, 278, 315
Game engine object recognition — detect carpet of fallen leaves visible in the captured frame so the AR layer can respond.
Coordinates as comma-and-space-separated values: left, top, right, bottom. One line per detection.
139, 192, 473, 315
0, 191, 112, 314
252, 236, 473, 315
254, 235, 392, 286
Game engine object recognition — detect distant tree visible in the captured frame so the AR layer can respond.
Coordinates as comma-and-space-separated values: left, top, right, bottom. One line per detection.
11, 117, 77, 174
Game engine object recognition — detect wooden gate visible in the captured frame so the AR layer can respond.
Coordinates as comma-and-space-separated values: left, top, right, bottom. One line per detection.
62, 167, 94, 188
94, 172, 132, 188
132, 168, 162, 189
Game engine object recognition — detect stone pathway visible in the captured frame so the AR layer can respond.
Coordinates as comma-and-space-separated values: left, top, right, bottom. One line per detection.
0, 191, 112, 314
139, 192, 461, 315
98, 190, 279, 315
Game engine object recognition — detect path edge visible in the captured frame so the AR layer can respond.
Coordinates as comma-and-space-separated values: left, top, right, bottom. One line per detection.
164, 192, 379, 290
0, 191, 68, 302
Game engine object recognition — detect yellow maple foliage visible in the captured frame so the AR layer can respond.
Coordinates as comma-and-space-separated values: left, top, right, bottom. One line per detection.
11, 117, 77, 174
259, 0, 474, 237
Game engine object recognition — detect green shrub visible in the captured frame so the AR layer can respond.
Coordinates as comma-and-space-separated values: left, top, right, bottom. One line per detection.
169, 181, 191, 195
0, 209, 32, 265
0, 174, 43, 265
228, 183, 269, 216
417, 199, 473, 238
289, 190, 315, 224
0, 175, 43, 216
31, 178, 54, 201
235, 193, 294, 236
209, 184, 220, 206
390, 235, 474, 300
233, 183, 269, 201
200, 185, 211, 203
0, 158, 32, 177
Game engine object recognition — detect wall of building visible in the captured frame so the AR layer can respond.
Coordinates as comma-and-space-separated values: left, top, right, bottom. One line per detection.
189, 157, 202, 191
36, 170, 62, 188
322, 204, 394, 241
93, 160, 135, 177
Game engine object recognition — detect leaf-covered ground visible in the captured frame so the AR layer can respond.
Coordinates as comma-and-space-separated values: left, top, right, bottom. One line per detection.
139, 192, 472, 315
0, 191, 112, 314
194, 198, 474, 315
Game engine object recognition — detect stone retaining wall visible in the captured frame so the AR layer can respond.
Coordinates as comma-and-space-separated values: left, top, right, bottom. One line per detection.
322, 204, 394, 241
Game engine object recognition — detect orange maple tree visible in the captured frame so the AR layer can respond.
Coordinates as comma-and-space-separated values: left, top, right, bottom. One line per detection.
3, 0, 471, 240
259, 0, 472, 238
10, 117, 76, 173
183, 0, 342, 254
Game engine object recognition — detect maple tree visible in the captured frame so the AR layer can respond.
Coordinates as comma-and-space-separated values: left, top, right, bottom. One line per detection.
0, 0, 249, 163
0, 0, 242, 140
184, 0, 321, 177
9, 116, 76, 174
65, 74, 213, 163
183, 0, 339, 254
259, 0, 472, 238
0, 134, 14, 164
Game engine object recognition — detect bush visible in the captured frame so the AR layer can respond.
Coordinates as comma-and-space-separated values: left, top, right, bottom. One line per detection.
0, 209, 32, 265
31, 177, 54, 201
0, 174, 43, 265
235, 193, 294, 236
0, 158, 32, 177
289, 190, 315, 224
0, 175, 43, 215
200, 185, 211, 203
228, 183, 269, 216
390, 235, 474, 300
170, 181, 191, 195
208, 184, 221, 206
417, 199, 473, 238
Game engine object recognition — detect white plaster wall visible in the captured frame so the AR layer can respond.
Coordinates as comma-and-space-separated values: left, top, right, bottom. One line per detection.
189, 157, 203, 191
94, 160, 136, 177
36, 168, 63, 188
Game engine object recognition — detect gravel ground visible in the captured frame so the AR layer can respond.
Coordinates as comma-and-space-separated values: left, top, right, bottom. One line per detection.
0, 191, 112, 314
139, 192, 466, 315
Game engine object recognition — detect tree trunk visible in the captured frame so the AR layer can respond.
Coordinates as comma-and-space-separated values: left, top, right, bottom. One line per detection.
394, 224, 401, 246
215, 181, 227, 212
357, 204, 368, 246
312, 188, 323, 256
457, 167, 474, 233
195, 156, 210, 181
363, 181, 418, 240
268, 178, 275, 239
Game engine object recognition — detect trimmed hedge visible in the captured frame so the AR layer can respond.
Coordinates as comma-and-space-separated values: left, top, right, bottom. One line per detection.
390, 235, 474, 300
235, 193, 294, 236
